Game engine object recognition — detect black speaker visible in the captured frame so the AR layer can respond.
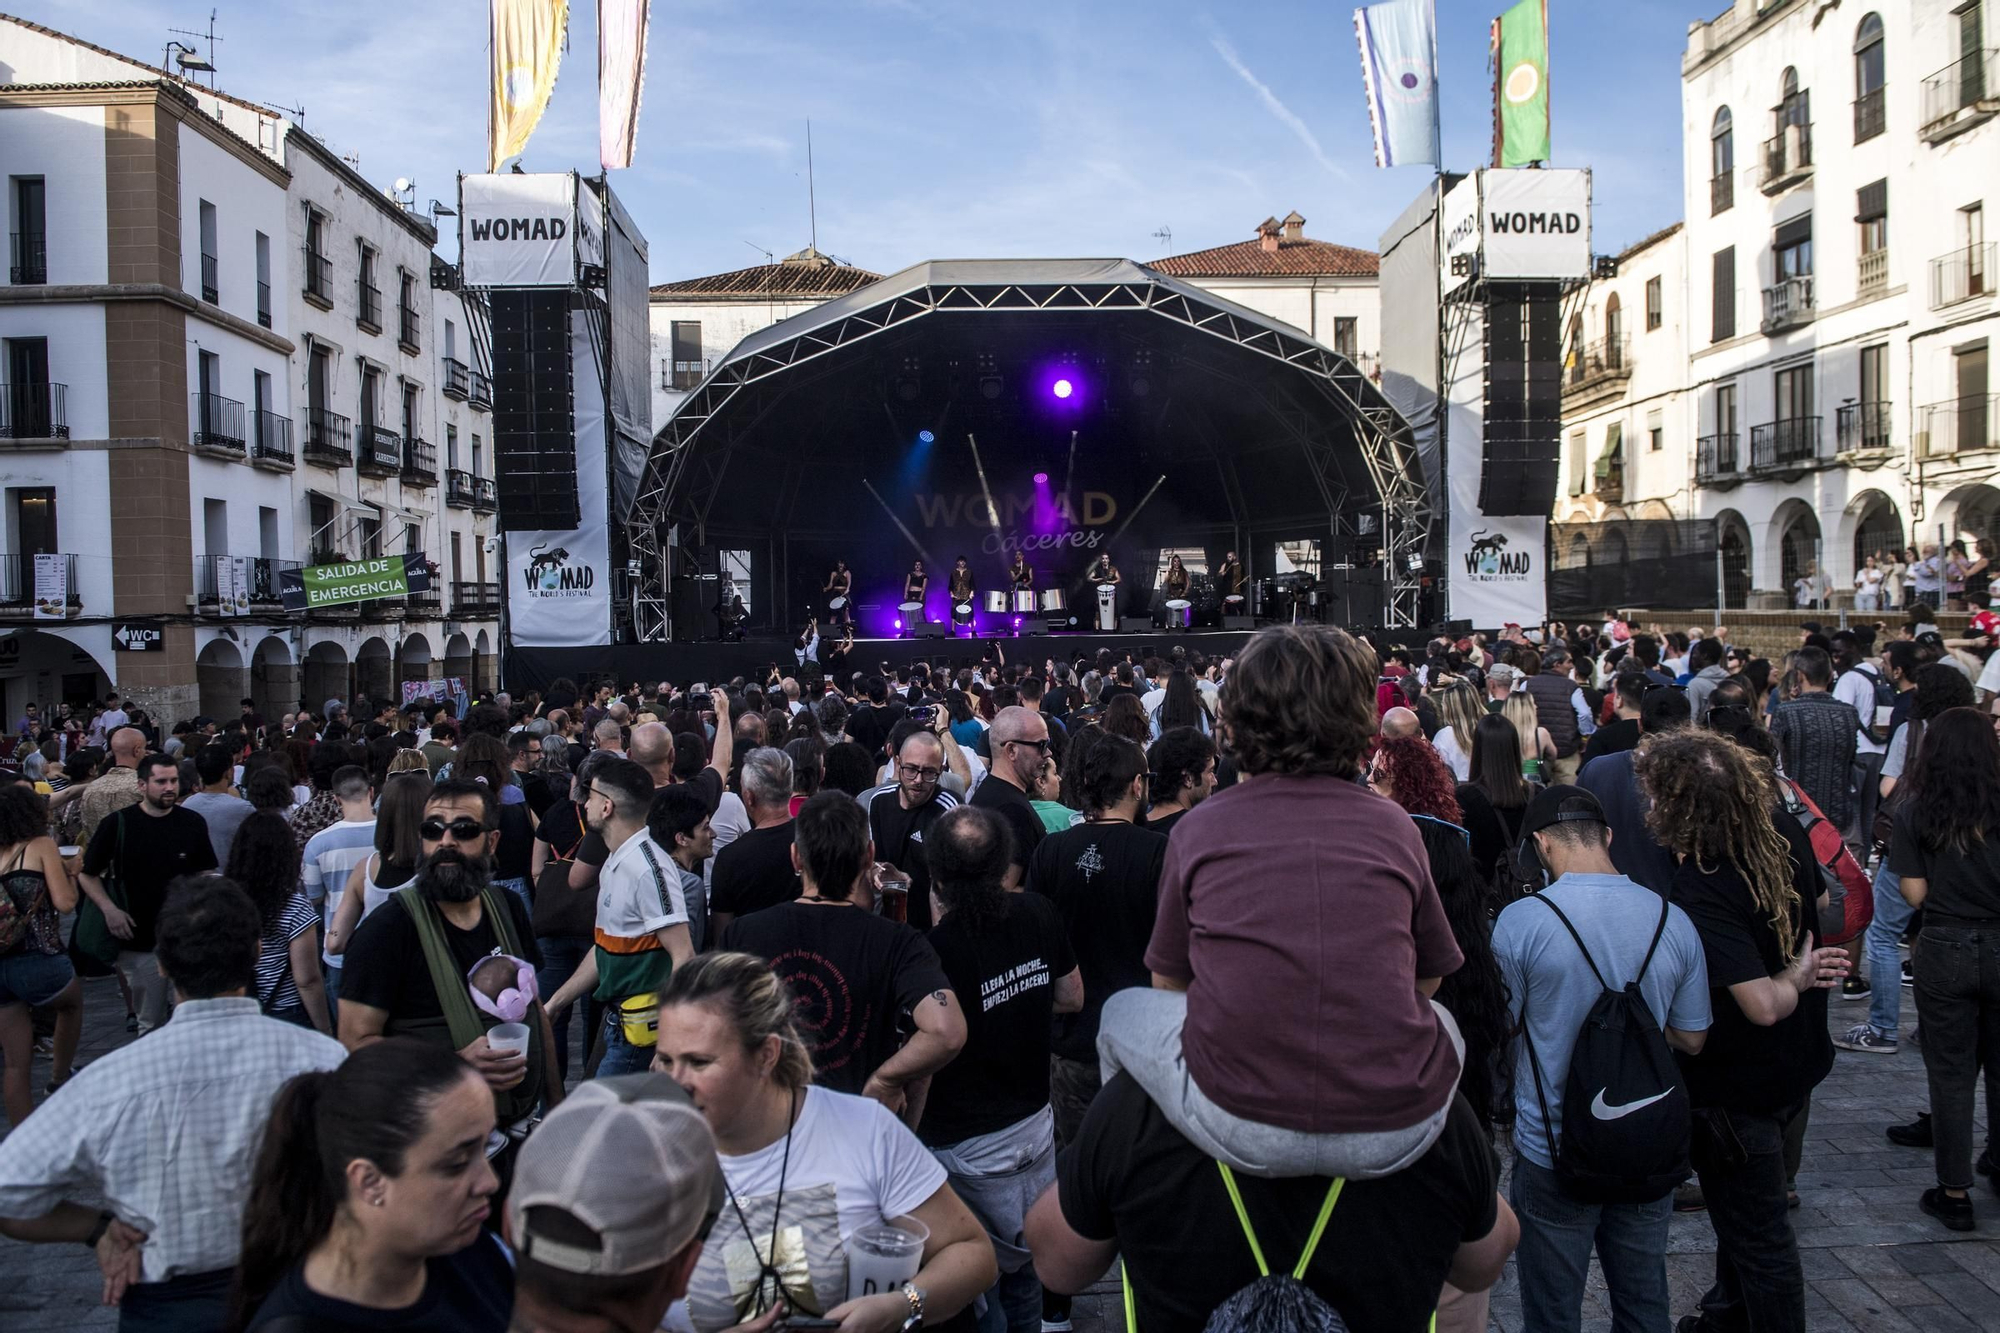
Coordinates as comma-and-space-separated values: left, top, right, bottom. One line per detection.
490, 289, 581, 532
1222, 615, 1255, 630
1479, 281, 1564, 517
917, 621, 948, 639
1120, 616, 1153, 634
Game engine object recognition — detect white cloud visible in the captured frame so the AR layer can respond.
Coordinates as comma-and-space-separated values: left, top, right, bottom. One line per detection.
1205, 31, 1349, 185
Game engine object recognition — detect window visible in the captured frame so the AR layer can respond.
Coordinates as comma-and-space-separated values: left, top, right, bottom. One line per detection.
1645, 276, 1663, 330
4, 336, 54, 437
1956, 342, 1989, 454
203, 498, 227, 558
259, 505, 279, 561
447, 423, 459, 469
404, 522, 421, 555
308, 347, 330, 417
1964, 203, 1988, 297
401, 382, 419, 440
1775, 363, 1814, 423
303, 206, 330, 301
1775, 214, 1814, 280
1713, 247, 1737, 342
1857, 180, 1889, 254
360, 366, 380, 429
1716, 382, 1738, 438
1710, 107, 1735, 214
445, 319, 457, 362
1648, 408, 1664, 452
198, 199, 218, 304
397, 270, 419, 349
669, 321, 703, 389
471, 434, 483, 476
1333, 317, 1359, 358
451, 530, 463, 584
1605, 293, 1623, 349
358, 245, 380, 329
253, 370, 272, 450
255, 231, 271, 328
10, 176, 46, 283
308, 495, 335, 553
356, 516, 381, 560
1854, 14, 1886, 142
1568, 429, 1587, 495
1862, 344, 1889, 407
1962, 4, 1988, 107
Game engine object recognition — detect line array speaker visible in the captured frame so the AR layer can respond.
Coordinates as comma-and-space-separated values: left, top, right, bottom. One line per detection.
491, 289, 580, 532
1479, 281, 1564, 518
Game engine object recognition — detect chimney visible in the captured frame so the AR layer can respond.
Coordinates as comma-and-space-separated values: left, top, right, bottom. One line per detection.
1282, 211, 1305, 241
1257, 216, 1281, 253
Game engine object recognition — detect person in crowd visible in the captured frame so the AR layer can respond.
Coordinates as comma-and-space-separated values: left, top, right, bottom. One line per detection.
647, 785, 715, 954
1768, 646, 1860, 835
970, 706, 1051, 887
1683, 638, 1730, 725
1380, 705, 1423, 740
1411, 812, 1512, 1133
1637, 731, 1846, 1333
421, 721, 459, 777
77, 751, 219, 1035
507, 731, 555, 817
921, 806, 1081, 1333
867, 725, 961, 934
1458, 713, 1540, 890
504, 1072, 724, 1333
1147, 670, 1210, 739
0, 783, 82, 1124
708, 747, 800, 937
1521, 649, 1596, 783
233, 1039, 510, 1331
77, 725, 146, 849
1368, 733, 1463, 823
1577, 685, 1693, 898
720, 791, 963, 1106
290, 743, 353, 852
227, 810, 331, 1034
1143, 726, 1216, 840
1911, 542, 1945, 609
339, 781, 560, 1136
1502, 691, 1557, 785
1429, 678, 1484, 781
1581, 673, 1647, 765
1483, 661, 1517, 712
182, 742, 254, 867
1028, 751, 1074, 835
1493, 786, 1711, 1332
458, 732, 538, 910
0, 877, 345, 1330
299, 765, 379, 1018
1099, 693, 1151, 747
1886, 706, 2000, 1231
530, 753, 607, 1082
655, 950, 997, 1330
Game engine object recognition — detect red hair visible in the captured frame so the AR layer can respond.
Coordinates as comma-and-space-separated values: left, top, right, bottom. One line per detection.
1375, 734, 1462, 823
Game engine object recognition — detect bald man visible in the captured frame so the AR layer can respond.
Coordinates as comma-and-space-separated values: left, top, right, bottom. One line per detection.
1380, 707, 1421, 741
592, 718, 626, 757
78, 725, 147, 847
969, 705, 1050, 886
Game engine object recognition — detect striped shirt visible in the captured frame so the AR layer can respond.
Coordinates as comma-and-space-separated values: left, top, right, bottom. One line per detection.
300, 819, 377, 968
593, 831, 689, 1002
255, 895, 319, 1012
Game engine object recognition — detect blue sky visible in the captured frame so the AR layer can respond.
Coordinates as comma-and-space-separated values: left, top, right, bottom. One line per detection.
50, 0, 1702, 279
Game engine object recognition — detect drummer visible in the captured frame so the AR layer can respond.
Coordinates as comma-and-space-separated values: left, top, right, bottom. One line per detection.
1009, 551, 1034, 591
948, 556, 976, 634
822, 560, 852, 625
904, 558, 930, 624
1161, 554, 1191, 628
1087, 551, 1121, 622
1216, 550, 1246, 600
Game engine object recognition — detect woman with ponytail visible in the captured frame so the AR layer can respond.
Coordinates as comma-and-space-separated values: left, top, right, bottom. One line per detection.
234, 1038, 509, 1331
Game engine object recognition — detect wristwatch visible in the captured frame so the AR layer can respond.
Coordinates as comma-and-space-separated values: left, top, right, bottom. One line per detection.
84, 1210, 115, 1249
898, 1280, 926, 1329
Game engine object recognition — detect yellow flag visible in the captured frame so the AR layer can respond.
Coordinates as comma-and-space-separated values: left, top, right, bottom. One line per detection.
490, 0, 569, 171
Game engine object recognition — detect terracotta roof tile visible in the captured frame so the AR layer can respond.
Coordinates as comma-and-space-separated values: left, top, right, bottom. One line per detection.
650, 257, 883, 300
1148, 235, 1379, 279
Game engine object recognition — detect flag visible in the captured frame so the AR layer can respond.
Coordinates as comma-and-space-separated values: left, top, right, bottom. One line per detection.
1354, 0, 1439, 168
1492, 0, 1550, 166
598, 0, 649, 170
490, 0, 570, 171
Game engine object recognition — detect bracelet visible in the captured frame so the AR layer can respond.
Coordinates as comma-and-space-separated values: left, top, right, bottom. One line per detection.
84, 1210, 114, 1249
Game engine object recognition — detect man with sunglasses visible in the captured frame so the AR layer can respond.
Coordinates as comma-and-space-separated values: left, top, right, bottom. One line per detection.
867, 728, 961, 932
969, 706, 1050, 889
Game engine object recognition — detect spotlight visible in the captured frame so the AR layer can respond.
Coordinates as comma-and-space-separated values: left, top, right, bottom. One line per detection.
894, 618, 903, 630
918, 430, 936, 444
979, 375, 1004, 400
1033, 471, 1048, 483
1052, 379, 1074, 400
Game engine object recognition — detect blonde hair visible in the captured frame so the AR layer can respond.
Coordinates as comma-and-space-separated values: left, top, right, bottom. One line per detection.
1501, 693, 1544, 762
1432, 679, 1483, 754
387, 748, 429, 775
659, 951, 814, 1089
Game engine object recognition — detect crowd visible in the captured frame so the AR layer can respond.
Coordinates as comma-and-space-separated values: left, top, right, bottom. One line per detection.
0, 608, 1987, 1333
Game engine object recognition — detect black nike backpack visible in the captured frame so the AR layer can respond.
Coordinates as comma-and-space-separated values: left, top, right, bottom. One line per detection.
1522, 892, 1692, 1205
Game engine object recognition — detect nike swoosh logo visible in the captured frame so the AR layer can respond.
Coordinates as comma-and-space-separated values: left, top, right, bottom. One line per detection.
1590, 1088, 1674, 1121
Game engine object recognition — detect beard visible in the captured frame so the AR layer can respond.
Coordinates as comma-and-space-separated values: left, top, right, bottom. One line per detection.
418, 848, 493, 904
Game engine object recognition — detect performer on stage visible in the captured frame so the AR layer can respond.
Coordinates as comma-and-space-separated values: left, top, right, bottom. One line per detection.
1217, 550, 1246, 597
1163, 555, 1190, 601
1009, 551, 1034, 591
1160, 554, 1192, 629
822, 560, 852, 625
1087, 551, 1121, 592
1088, 551, 1121, 629
948, 556, 976, 634
903, 559, 930, 626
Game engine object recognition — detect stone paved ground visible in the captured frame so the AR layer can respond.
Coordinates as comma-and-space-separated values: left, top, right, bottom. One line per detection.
1, 970, 1992, 1331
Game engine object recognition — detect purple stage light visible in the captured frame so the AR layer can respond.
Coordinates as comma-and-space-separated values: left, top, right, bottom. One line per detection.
1013, 616, 1022, 626
1052, 378, 1074, 400
1033, 471, 1048, 483
894, 618, 902, 629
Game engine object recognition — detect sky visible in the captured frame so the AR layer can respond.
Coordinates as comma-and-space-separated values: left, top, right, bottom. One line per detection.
48, 0, 1706, 281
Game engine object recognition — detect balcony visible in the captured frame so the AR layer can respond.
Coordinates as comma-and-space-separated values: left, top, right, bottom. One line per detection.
303, 408, 352, 467
1563, 336, 1633, 405
1918, 394, 1999, 458
1593, 468, 1624, 507
1761, 274, 1816, 333
401, 436, 437, 487
9, 232, 46, 284
358, 425, 402, 476
405, 586, 444, 617
190, 391, 246, 456
1710, 173, 1734, 216
358, 282, 382, 333
1696, 432, 1742, 486
446, 468, 478, 509
303, 247, 333, 307
1921, 49, 1998, 142
0, 552, 80, 618
200, 252, 218, 305
451, 580, 503, 618
1930, 243, 1995, 309
666, 358, 710, 391
1837, 401, 1893, 454
442, 357, 470, 399
473, 477, 498, 512
1857, 249, 1888, 300
398, 305, 420, 354
0, 382, 68, 441
252, 409, 294, 469
257, 280, 271, 330
1750, 416, 1825, 471
1853, 87, 1885, 143
1760, 124, 1813, 194
469, 370, 493, 410
194, 554, 298, 612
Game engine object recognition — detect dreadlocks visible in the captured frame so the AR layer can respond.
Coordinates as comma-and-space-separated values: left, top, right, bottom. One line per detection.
1636, 728, 1801, 964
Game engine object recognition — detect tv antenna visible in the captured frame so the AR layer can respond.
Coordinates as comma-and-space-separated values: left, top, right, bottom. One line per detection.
265, 100, 306, 128
1151, 225, 1173, 251
166, 10, 222, 87
742, 240, 775, 264
806, 120, 819, 254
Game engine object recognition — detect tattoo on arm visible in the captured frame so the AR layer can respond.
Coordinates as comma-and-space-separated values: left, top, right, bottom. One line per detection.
931, 990, 949, 1008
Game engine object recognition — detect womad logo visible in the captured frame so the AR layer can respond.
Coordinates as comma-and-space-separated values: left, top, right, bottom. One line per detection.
522, 543, 596, 597
1463, 530, 1531, 581
469, 216, 569, 242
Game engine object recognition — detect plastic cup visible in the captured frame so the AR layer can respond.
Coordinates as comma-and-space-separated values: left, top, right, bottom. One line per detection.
486, 1022, 530, 1058
846, 1215, 928, 1302
57, 846, 80, 858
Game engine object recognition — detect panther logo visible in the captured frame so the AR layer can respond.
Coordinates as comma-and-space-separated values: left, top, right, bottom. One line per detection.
1468, 530, 1509, 574
526, 544, 570, 590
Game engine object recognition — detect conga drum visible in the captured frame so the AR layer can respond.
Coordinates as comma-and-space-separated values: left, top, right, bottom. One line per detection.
827, 595, 848, 615
1096, 583, 1117, 631
1038, 588, 1066, 614
1165, 597, 1192, 629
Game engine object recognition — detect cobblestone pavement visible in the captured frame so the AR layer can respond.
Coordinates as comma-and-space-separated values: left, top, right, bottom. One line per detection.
1, 972, 1992, 1331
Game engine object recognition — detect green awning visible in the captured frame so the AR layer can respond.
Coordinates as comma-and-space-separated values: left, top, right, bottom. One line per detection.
1595, 423, 1624, 478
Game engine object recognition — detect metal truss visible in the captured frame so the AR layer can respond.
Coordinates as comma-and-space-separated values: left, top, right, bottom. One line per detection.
630, 275, 1433, 639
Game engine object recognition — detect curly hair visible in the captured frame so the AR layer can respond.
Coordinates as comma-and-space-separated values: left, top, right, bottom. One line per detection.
1904, 706, 2000, 854
1222, 625, 1379, 778
1372, 735, 1463, 822
1636, 729, 1800, 962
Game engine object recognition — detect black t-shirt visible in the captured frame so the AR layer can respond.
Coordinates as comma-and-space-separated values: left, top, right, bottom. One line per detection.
1143, 807, 1189, 840
522, 771, 559, 818
720, 902, 949, 1095
1889, 804, 2000, 926
1098, 683, 1142, 705
848, 702, 908, 761
1027, 820, 1167, 1062
709, 820, 802, 919
1060, 1076, 1498, 1333
80, 805, 219, 950
1670, 815, 1833, 1114
494, 801, 534, 880
968, 776, 1045, 873
247, 1231, 512, 1331
867, 788, 954, 931
1581, 717, 1641, 764
536, 798, 587, 860
340, 886, 543, 1026
921, 894, 1077, 1146
577, 770, 722, 869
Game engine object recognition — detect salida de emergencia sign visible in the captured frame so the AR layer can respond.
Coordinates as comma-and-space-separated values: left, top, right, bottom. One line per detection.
279, 554, 432, 612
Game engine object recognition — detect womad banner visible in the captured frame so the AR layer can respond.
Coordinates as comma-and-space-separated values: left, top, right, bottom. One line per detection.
280, 554, 431, 612
1440, 296, 1547, 628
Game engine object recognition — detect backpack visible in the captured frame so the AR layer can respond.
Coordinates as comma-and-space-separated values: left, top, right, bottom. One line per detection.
1781, 779, 1873, 946
1844, 665, 1895, 742
1521, 892, 1692, 1205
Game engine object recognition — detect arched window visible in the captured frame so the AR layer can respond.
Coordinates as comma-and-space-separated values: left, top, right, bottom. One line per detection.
1710, 107, 1734, 213
1605, 293, 1624, 366
1854, 15, 1885, 140
1779, 67, 1808, 128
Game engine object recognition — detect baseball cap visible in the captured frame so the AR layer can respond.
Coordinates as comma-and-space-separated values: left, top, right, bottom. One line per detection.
1519, 784, 1607, 839
508, 1073, 723, 1277
1972, 610, 2000, 639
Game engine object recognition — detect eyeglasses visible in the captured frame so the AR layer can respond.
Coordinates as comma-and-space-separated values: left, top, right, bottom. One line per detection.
420, 817, 489, 843
1004, 737, 1052, 754
899, 763, 943, 780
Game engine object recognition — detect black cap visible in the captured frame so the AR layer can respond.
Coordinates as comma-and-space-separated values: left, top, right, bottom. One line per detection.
1520, 784, 1607, 839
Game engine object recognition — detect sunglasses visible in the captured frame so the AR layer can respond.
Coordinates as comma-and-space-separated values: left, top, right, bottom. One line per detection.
1004, 737, 1052, 754
420, 817, 489, 843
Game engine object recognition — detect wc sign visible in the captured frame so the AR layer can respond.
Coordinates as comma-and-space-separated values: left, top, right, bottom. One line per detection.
113, 622, 164, 652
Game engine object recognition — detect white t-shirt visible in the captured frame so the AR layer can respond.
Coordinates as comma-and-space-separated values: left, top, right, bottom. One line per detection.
685, 1086, 946, 1331
1833, 667, 1886, 756
706, 790, 751, 891
1978, 650, 2000, 699
1431, 726, 1472, 781
596, 830, 689, 941
300, 819, 378, 967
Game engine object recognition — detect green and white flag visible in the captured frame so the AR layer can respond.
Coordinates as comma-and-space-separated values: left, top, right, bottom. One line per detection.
1492, 0, 1549, 166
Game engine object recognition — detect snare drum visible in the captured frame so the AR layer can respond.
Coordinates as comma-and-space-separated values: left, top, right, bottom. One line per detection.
984, 590, 1008, 614
953, 601, 973, 622
1012, 590, 1036, 614
1038, 588, 1066, 613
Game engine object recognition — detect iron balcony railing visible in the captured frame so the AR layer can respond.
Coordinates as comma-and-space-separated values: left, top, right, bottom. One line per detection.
194, 555, 298, 608
451, 581, 503, 617
252, 409, 293, 465
0, 382, 67, 439
401, 436, 437, 485
257, 279, 272, 329
358, 282, 382, 331
1837, 401, 1893, 453
469, 370, 493, 409
1696, 432, 1742, 484
1761, 124, 1813, 190
303, 247, 332, 301
200, 252, 218, 305
398, 305, 420, 350
0, 552, 77, 611
1930, 243, 1995, 309
1564, 335, 1632, 391
1750, 416, 1824, 470
446, 468, 478, 509
303, 408, 352, 466
405, 586, 443, 615
10, 232, 46, 284
1857, 249, 1888, 298
358, 425, 402, 473
1921, 48, 1997, 136
1854, 87, 1886, 142
442, 357, 470, 399
191, 391, 246, 453
1917, 394, 1999, 457
473, 477, 498, 511
668, 358, 709, 390
1761, 274, 1816, 332
1710, 172, 1734, 216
